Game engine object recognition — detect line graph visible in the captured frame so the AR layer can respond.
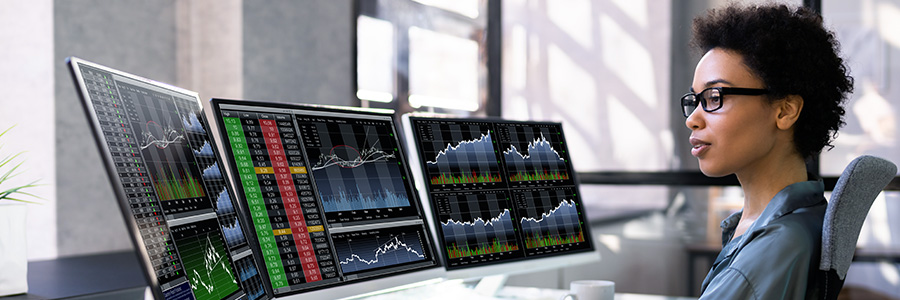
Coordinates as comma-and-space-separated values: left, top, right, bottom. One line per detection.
186, 233, 239, 299
193, 141, 215, 157
182, 112, 206, 134
499, 125, 572, 183
140, 120, 185, 150
503, 133, 565, 162
515, 188, 590, 252
202, 163, 222, 180
172, 220, 241, 300
427, 132, 495, 165
435, 191, 523, 263
221, 217, 247, 249
214, 188, 234, 215
415, 122, 504, 187
297, 117, 418, 221
311, 143, 396, 171
442, 209, 520, 259
332, 226, 429, 274
519, 200, 583, 248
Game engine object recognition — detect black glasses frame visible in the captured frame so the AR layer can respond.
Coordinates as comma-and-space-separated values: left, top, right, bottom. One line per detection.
681, 87, 769, 117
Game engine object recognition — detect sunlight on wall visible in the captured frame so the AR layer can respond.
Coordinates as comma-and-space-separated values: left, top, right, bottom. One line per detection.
503, 0, 671, 172
600, 14, 656, 107
547, 44, 602, 169
508, 25, 528, 92
547, 0, 593, 48
611, 0, 648, 28
608, 95, 659, 169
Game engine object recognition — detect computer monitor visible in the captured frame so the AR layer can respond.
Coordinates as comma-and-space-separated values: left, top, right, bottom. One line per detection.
209, 99, 443, 299
68, 57, 269, 300
401, 114, 599, 280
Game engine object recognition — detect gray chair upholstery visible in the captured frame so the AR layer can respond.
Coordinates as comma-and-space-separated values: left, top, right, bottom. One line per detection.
819, 155, 896, 299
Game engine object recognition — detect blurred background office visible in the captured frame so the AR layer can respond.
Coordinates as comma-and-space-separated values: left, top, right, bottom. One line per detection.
1, 0, 897, 297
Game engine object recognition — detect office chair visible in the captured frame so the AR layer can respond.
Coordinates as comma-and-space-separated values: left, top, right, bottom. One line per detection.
819, 155, 896, 300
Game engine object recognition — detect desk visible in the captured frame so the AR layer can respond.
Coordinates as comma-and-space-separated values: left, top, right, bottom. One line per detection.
358, 283, 696, 300
2, 251, 145, 300
4, 251, 697, 300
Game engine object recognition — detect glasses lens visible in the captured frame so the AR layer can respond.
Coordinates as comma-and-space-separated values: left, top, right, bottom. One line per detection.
681, 94, 697, 117
700, 88, 722, 112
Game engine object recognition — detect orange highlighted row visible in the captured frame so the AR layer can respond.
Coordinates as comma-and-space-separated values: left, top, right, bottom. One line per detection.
272, 225, 323, 236
254, 166, 307, 174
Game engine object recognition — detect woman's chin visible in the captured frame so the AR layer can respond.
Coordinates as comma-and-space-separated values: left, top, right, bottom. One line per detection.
699, 163, 731, 178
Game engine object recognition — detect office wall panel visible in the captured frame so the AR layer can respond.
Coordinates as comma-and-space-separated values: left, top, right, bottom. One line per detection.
54, 0, 178, 257
243, 0, 355, 106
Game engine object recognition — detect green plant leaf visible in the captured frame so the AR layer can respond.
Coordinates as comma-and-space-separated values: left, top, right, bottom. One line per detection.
1, 196, 41, 204
0, 159, 25, 183
0, 125, 42, 204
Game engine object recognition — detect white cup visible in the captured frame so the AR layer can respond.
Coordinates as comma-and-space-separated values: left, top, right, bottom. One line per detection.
559, 280, 615, 300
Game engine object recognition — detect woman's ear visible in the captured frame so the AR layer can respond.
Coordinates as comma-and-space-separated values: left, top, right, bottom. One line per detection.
776, 95, 803, 130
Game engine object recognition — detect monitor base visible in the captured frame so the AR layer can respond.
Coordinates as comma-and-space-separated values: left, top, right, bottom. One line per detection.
473, 274, 509, 297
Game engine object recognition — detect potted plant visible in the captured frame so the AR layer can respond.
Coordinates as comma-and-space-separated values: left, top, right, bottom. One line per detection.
0, 126, 42, 296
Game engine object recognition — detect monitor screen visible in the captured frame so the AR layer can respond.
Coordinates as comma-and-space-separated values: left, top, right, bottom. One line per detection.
402, 115, 597, 276
67, 57, 269, 300
210, 99, 442, 298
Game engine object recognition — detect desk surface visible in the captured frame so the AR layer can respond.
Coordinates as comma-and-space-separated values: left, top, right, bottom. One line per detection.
3, 251, 696, 300
3, 251, 145, 300
359, 284, 696, 300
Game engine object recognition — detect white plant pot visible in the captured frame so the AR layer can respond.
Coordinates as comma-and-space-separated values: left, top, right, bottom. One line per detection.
0, 203, 28, 296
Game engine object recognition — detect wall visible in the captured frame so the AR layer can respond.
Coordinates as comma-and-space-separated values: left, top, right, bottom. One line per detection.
0, 0, 354, 259
0, 0, 57, 260
54, 0, 179, 257
502, 0, 673, 173
243, 0, 355, 106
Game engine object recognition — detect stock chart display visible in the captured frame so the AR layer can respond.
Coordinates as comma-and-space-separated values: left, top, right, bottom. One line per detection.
410, 118, 592, 268
295, 115, 419, 223
72, 60, 267, 300
416, 121, 504, 191
215, 102, 438, 296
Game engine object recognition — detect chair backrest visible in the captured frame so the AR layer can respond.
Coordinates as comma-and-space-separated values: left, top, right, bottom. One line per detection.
819, 155, 896, 299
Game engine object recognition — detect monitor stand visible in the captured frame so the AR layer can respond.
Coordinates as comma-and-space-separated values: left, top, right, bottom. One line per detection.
472, 274, 509, 297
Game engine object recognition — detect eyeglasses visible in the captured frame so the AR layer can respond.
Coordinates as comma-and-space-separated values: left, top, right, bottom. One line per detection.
681, 87, 769, 117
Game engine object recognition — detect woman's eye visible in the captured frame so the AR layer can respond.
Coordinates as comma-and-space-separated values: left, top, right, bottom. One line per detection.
709, 96, 722, 106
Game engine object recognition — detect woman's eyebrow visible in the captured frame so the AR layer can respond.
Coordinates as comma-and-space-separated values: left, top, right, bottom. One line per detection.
690, 79, 733, 93
704, 79, 733, 87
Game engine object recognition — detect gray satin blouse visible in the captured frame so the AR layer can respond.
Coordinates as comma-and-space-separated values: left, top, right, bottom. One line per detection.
699, 180, 827, 299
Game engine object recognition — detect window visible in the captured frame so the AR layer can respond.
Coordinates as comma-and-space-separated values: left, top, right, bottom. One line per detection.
356, 0, 498, 117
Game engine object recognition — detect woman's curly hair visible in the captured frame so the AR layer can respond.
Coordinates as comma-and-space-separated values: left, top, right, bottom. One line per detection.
691, 4, 853, 158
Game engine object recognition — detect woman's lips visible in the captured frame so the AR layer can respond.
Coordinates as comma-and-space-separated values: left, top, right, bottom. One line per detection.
690, 137, 711, 157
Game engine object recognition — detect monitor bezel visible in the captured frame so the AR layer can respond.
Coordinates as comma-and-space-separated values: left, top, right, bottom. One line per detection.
400, 113, 601, 280
208, 98, 446, 299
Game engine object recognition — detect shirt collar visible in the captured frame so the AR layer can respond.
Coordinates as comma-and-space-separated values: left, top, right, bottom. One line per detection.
719, 179, 825, 245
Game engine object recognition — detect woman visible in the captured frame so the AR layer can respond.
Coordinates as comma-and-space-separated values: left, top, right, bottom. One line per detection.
683, 3, 853, 299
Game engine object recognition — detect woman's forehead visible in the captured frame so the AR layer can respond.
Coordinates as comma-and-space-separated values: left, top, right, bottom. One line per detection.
693, 48, 763, 90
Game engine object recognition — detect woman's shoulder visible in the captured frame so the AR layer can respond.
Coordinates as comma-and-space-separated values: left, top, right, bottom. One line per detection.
740, 202, 826, 254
